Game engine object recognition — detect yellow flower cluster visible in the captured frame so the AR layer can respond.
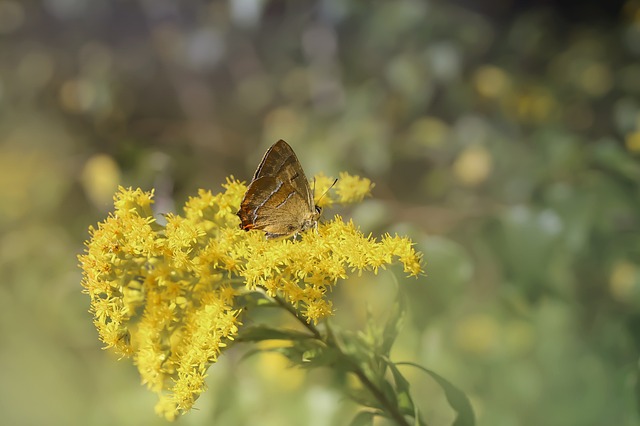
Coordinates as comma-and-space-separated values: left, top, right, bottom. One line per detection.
78, 174, 422, 420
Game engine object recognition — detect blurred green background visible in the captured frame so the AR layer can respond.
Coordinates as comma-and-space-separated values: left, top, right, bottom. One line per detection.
1, 0, 639, 425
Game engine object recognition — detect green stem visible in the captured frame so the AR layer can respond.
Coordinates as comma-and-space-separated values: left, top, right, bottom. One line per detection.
273, 295, 410, 426
272, 295, 321, 340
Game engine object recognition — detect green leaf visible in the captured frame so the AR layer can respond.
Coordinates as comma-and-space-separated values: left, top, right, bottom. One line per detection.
245, 338, 341, 370
397, 362, 475, 426
301, 345, 340, 367
347, 387, 382, 410
379, 377, 399, 411
381, 288, 406, 356
238, 342, 334, 370
387, 361, 416, 416
591, 139, 640, 182
236, 325, 314, 342
349, 410, 376, 426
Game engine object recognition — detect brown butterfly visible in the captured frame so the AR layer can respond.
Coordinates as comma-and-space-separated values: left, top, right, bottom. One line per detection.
237, 140, 321, 239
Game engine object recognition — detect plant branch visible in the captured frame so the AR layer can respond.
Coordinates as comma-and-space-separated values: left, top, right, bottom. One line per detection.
273, 295, 410, 426
272, 295, 322, 340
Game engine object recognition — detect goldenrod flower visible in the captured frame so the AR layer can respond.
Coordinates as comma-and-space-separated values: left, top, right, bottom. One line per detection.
79, 175, 422, 420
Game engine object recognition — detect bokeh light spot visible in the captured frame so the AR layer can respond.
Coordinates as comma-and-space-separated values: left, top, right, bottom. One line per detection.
579, 62, 613, 97
474, 65, 510, 99
81, 154, 121, 210
610, 261, 639, 302
453, 145, 493, 186
59, 79, 96, 113
454, 314, 499, 355
625, 130, 640, 152
408, 117, 450, 147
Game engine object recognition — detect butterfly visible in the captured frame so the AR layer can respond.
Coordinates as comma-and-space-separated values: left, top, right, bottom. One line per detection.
237, 140, 321, 239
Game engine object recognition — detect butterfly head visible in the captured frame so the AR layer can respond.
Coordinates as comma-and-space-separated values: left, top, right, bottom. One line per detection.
299, 205, 321, 234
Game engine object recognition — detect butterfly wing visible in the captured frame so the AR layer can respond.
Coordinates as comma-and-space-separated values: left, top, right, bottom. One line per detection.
238, 176, 313, 238
252, 140, 314, 209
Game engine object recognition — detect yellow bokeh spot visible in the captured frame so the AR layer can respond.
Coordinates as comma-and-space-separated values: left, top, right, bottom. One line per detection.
59, 78, 96, 113
81, 154, 121, 209
512, 87, 557, 123
609, 261, 638, 302
453, 145, 492, 186
579, 62, 612, 97
623, 0, 640, 23
0, 146, 66, 222
408, 117, 450, 147
474, 65, 510, 99
622, 0, 640, 24
256, 340, 305, 391
454, 314, 499, 355
625, 131, 640, 153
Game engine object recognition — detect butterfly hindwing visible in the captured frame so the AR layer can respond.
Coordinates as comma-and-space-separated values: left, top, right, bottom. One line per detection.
238, 176, 311, 237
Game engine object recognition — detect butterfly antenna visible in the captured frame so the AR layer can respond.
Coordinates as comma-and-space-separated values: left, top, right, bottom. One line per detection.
316, 178, 338, 206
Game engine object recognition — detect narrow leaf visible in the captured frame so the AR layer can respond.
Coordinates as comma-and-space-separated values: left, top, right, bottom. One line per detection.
349, 410, 376, 426
301, 346, 339, 367
379, 377, 399, 410
387, 361, 416, 416
347, 387, 382, 410
381, 283, 406, 356
397, 362, 475, 426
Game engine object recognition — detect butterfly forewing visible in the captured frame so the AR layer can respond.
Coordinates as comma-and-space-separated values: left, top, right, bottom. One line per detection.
237, 140, 319, 239
252, 140, 314, 207
253, 140, 297, 179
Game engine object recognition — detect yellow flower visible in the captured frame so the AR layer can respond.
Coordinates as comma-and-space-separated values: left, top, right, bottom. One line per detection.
335, 172, 374, 203
79, 175, 423, 420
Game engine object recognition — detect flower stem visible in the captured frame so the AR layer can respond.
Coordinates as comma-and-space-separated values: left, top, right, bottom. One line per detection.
272, 295, 321, 339
273, 295, 411, 426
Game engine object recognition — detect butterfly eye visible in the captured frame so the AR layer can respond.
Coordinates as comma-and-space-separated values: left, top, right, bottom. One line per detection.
315, 205, 322, 214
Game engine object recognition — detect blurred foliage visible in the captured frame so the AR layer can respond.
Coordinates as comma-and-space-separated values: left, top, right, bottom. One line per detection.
1, 0, 639, 425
